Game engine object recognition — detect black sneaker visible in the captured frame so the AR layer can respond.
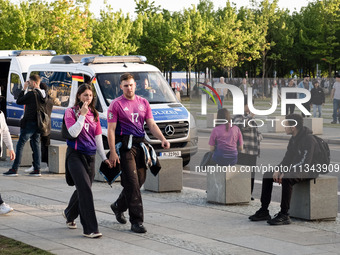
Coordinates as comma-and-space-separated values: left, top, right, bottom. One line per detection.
29, 170, 41, 177
267, 212, 291, 225
331, 121, 337, 124
3, 169, 18, 177
131, 223, 147, 233
249, 208, 271, 221
110, 203, 127, 224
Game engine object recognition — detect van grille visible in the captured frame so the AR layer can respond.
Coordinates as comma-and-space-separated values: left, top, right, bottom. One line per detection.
144, 121, 189, 140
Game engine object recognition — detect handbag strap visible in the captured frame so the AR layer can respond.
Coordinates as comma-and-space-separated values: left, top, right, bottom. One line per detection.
33, 90, 43, 113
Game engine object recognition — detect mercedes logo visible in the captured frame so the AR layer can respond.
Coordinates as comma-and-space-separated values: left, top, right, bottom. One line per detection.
164, 125, 175, 136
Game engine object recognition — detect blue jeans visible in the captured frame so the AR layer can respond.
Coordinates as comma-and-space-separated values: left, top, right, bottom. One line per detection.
312, 104, 322, 117
332, 99, 340, 122
12, 121, 41, 171
212, 150, 238, 166
218, 95, 225, 110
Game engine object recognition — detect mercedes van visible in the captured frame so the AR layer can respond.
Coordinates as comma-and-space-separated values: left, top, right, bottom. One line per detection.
24, 55, 197, 165
1, 50, 56, 134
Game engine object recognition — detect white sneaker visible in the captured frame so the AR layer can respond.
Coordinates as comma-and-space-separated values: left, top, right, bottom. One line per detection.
83, 232, 102, 238
0, 203, 14, 215
25, 166, 34, 173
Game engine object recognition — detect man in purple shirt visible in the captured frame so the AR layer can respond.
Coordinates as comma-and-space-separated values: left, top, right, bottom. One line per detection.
107, 73, 170, 233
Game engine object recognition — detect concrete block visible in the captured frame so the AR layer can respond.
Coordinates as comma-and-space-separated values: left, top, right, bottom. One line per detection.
48, 144, 67, 174
207, 165, 251, 204
304, 118, 323, 135
267, 116, 285, 133
144, 156, 183, 192
290, 175, 338, 220
95, 149, 107, 182
12, 139, 32, 166
206, 113, 218, 128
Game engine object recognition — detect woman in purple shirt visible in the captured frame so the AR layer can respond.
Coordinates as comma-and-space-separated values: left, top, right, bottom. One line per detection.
209, 108, 243, 166
63, 84, 110, 238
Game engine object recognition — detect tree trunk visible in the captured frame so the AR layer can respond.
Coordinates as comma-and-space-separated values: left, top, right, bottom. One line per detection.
262, 52, 267, 97
188, 65, 191, 97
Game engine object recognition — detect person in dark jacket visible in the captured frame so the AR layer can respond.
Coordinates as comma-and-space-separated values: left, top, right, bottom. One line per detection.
249, 114, 319, 225
285, 79, 297, 115
25, 83, 61, 173
3, 74, 46, 177
310, 80, 325, 117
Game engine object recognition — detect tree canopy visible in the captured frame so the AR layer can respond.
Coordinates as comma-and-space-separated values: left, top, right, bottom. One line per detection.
0, 0, 339, 78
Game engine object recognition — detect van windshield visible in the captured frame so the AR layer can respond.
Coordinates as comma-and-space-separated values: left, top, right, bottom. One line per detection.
97, 72, 177, 106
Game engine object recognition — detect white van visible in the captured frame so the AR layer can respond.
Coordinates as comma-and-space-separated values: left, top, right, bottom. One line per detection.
23, 55, 197, 165
0, 50, 56, 134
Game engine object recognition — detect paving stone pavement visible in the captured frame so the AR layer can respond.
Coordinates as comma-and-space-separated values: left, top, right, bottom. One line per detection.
1, 158, 340, 255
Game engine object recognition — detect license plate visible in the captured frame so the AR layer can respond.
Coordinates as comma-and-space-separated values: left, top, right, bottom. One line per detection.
160, 151, 181, 157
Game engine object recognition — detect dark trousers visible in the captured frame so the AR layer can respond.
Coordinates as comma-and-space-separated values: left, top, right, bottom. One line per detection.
40, 135, 50, 164
115, 146, 146, 225
64, 151, 98, 235
260, 171, 305, 214
286, 104, 295, 115
0, 194, 3, 204
237, 153, 257, 194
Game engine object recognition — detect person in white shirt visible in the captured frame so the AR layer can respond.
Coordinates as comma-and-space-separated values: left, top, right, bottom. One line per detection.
0, 110, 16, 214
331, 73, 340, 124
217, 77, 227, 109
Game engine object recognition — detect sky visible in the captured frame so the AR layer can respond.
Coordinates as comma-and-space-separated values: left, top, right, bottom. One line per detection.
91, 0, 312, 17
9, 0, 312, 17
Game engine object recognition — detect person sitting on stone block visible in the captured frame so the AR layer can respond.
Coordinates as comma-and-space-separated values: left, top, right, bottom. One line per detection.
249, 114, 319, 225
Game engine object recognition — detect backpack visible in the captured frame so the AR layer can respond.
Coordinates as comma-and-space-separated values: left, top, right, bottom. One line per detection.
312, 135, 330, 174
33, 90, 50, 136
62, 108, 77, 140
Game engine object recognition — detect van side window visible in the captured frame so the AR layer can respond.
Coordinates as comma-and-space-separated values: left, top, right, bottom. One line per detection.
97, 74, 121, 105
37, 71, 72, 107
10, 73, 22, 99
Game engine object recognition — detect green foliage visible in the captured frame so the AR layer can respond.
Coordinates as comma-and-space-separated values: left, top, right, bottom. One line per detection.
47, 0, 92, 54
19, 0, 50, 50
135, 0, 161, 15
0, 0, 339, 78
0, 0, 25, 49
291, 0, 340, 76
92, 6, 136, 55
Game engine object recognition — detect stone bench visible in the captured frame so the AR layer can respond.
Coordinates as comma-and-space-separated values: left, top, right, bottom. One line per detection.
144, 156, 183, 192
304, 118, 323, 135
289, 175, 338, 220
207, 165, 251, 204
206, 113, 217, 128
48, 143, 67, 174
193, 112, 217, 128
12, 139, 32, 166
267, 116, 285, 133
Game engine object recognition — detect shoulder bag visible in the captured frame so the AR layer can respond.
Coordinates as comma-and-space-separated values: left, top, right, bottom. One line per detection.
33, 90, 50, 136
62, 108, 77, 140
